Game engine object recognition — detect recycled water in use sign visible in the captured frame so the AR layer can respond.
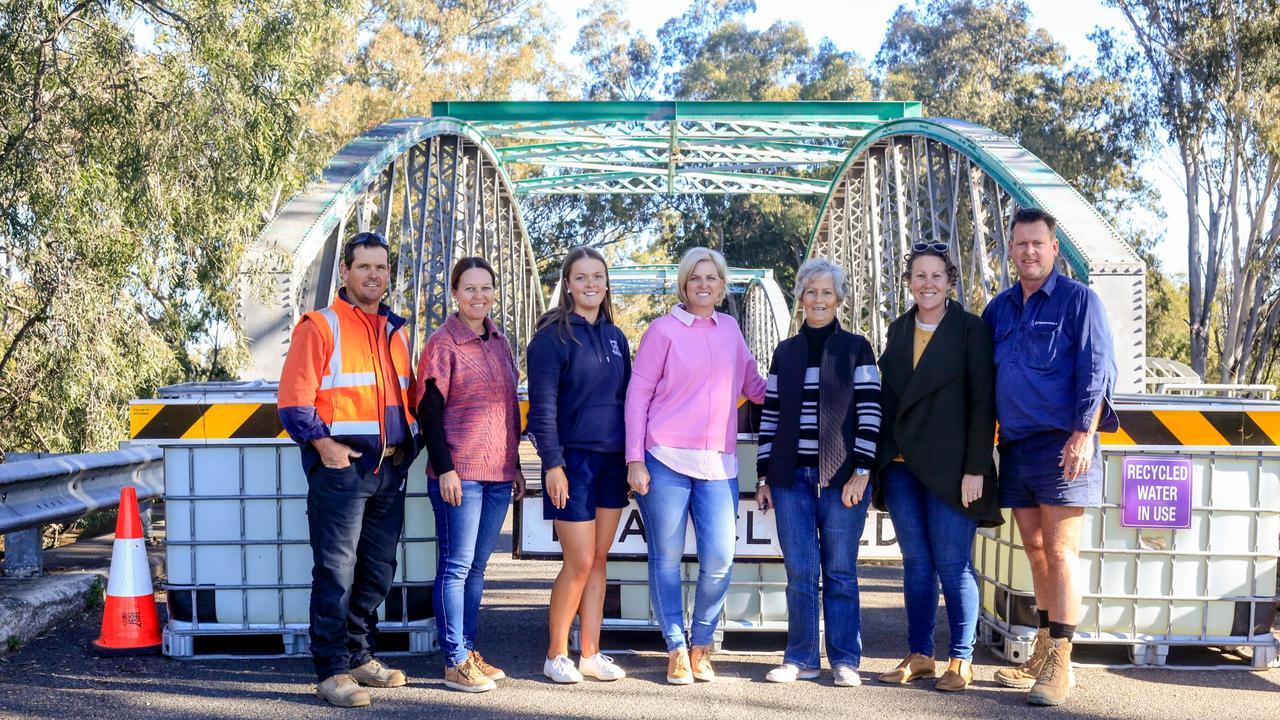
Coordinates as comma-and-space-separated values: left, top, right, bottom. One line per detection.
1121, 455, 1193, 529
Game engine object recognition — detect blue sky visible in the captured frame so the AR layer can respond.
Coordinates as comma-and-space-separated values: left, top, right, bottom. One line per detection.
543, 0, 1188, 276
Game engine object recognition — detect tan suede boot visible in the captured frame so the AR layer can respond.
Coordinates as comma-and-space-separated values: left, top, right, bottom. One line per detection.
877, 653, 936, 684
350, 658, 407, 688
993, 628, 1049, 689
1027, 638, 1074, 706
689, 644, 716, 681
934, 658, 973, 692
666, 648, 693, 685
315, 674, 371, 707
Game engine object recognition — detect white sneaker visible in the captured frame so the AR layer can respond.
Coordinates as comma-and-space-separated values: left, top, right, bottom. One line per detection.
579, 652, 626, 681
543, 654, 584, 684
833, 664, 862, 687
766, 663, 820, 683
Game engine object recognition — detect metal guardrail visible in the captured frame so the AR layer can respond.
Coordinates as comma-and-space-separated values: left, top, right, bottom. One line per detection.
0, 447, 163, 577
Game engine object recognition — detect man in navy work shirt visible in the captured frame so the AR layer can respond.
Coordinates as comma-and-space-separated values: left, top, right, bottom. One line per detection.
981, 208, 1118, 707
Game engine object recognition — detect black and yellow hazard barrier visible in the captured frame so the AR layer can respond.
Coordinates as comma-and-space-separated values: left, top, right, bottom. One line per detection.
1101, 408, 1280, 447
130, 402, 288, 441
130, 399, 534, 441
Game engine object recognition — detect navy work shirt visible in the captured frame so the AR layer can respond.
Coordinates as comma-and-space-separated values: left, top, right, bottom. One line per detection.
981, 269, 1119, 443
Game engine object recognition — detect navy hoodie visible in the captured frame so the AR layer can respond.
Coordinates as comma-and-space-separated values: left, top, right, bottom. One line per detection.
525, 312, 631, 471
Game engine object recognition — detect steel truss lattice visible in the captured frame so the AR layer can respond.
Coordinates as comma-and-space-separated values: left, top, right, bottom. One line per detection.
434, 101, 923, 196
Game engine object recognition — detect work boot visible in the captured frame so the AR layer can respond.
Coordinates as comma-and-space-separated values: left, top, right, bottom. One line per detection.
470, 650, 506, 680
666, 648, 693, 685
315, 674, 371, 707
994, 629, 1049, 689
350, 658, 407, 688
1027, 638, 1074, 706
934, 658, 973, 692
444, 656, 497, 693
689, 644, 716, 682
878, 653, 936, 683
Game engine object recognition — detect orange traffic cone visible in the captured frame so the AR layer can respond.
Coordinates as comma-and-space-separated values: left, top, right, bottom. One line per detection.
92, 486, 161, 655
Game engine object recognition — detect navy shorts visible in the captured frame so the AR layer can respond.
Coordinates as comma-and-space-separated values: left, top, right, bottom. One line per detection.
542, 448, 629, 522
999, 430, 1102, 508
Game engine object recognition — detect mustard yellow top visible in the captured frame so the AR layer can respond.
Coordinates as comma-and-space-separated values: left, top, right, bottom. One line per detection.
912, 321, 937, 368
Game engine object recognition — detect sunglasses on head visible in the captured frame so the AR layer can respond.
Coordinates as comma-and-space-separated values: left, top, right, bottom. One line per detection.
345, 231, 389, 251
911, 241, 949, 253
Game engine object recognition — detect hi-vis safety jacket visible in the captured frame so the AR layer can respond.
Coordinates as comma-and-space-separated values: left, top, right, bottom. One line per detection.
278, 287, 421, 475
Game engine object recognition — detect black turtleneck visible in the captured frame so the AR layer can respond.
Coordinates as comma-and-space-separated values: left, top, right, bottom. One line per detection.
801, 320, 837, 364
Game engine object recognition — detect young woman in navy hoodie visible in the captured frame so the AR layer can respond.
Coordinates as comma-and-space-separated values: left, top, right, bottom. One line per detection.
526, 246, 631, 684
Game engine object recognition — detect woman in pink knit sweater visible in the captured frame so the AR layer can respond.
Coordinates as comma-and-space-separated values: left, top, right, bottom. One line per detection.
625, 246, 767, 685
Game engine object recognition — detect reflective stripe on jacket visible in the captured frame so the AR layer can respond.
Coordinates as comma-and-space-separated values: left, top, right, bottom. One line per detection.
303, 302, 420, 440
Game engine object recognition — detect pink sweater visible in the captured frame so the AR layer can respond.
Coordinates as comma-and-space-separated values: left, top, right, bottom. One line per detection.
625, 306, 767, 463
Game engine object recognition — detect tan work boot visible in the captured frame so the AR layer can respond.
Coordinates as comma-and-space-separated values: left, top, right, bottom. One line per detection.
1027, 638, 1074, 706
689, 644, 716, 682
666, 648, 693, 685
470, 650, 506, 680
934, 658, 973, 692
316, 674, 371, 707
993, 628, 1049, 689
444, 656, 497, 693
350, 658, 407, 688
878, 653, 936, 683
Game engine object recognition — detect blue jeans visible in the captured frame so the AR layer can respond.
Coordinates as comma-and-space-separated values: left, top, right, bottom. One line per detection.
634, 453, 738, 650
428, 478, 511, 668
879, 462, 980, 660
772, 466, 871, 668
306, 462, 406, 681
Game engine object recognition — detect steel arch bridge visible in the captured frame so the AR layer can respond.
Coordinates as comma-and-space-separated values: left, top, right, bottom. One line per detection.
240, 102, 1143, 391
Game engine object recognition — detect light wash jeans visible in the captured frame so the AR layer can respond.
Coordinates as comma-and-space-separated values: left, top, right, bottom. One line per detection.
635, 452, 738, 650
428, 478, 511, 668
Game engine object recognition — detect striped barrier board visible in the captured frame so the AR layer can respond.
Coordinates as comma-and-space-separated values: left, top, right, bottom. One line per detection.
130, 399, 533, 442
1100, 407, 1280, 447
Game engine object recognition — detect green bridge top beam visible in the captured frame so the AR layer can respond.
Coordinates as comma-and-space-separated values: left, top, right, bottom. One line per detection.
429, 101, 923, 195
430, 101, 923, 124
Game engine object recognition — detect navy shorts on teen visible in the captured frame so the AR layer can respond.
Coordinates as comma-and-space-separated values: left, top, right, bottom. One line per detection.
999, 429, 1102, 508
542, 447, 628, 522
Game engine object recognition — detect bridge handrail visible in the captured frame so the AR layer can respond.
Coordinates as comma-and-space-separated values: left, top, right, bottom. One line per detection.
0, 447, 164, 535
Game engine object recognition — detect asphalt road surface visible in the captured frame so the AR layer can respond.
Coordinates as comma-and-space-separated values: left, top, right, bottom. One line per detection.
2, 518, 1277, 720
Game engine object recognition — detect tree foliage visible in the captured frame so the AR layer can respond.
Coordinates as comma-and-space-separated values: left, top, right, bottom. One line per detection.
877, 0, 1153, 213
1112, 0, 1280, 383
0, 0, 351, 452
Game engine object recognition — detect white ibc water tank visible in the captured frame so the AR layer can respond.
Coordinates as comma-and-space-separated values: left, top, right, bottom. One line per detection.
164, 443, 436, 628
977, 448, 1279, 645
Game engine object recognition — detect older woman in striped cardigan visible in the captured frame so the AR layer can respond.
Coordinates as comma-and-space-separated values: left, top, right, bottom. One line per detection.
755, 258, 882, 687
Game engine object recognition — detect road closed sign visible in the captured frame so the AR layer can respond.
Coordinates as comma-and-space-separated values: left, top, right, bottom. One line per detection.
1120, 455, 1193, 529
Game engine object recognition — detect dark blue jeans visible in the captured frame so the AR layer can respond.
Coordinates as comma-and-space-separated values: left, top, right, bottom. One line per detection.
879, 462, 980, 660
428, 479, 511, 668
771, 467, 871, 669
306, 461, 406, 681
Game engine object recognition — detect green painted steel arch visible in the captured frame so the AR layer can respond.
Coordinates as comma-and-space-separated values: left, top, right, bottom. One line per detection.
806, 117, 1144, 282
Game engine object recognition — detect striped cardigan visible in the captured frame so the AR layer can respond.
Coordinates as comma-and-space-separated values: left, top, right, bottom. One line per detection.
756, 324, 882, 488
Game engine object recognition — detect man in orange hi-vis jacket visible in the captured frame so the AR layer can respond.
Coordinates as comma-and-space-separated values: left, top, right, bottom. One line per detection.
278, 231, 421, 708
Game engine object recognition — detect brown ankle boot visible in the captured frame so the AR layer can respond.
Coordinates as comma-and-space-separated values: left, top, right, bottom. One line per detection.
993, 628, 1049, 689
934, 658, 973, 692
1027, 638, 1074, 706
878, 653, 936, 684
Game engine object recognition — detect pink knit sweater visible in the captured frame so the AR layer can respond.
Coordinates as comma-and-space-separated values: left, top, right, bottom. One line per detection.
416, 314, 521, 482
624, 306, 767, 463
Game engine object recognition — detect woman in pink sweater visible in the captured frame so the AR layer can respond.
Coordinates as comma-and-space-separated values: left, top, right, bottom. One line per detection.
625, 246, 767, 685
